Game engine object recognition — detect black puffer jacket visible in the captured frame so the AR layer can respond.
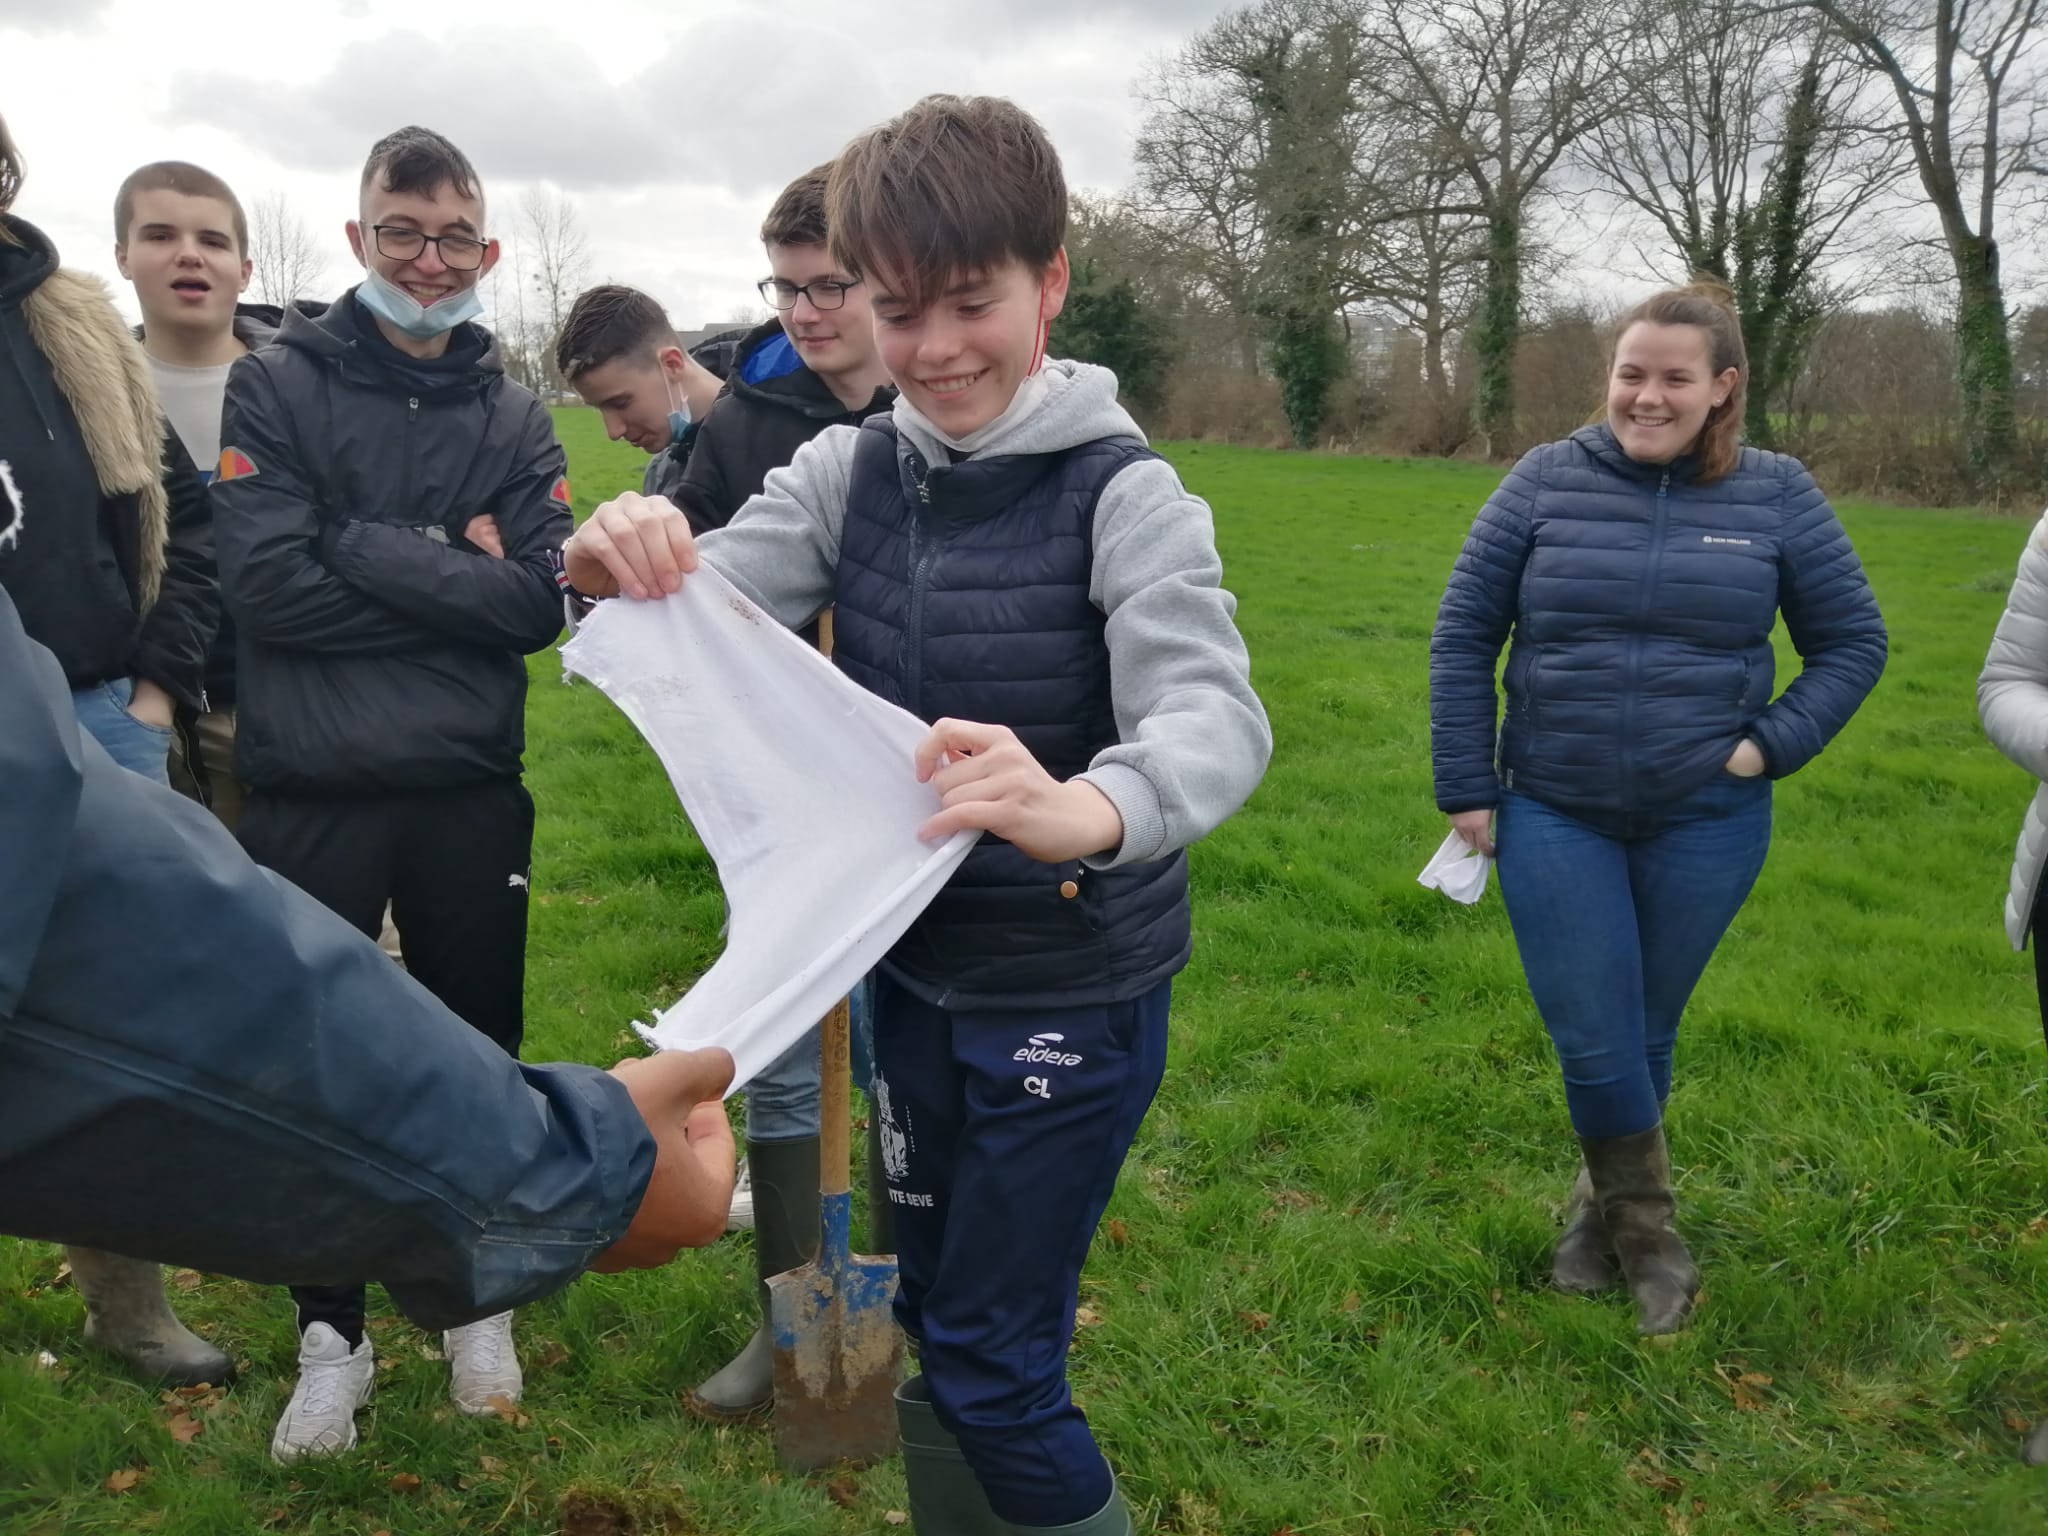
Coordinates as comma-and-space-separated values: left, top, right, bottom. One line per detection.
213, 290, 570, 794
1430, 425, 1887, 818
670, 318, 893, 535
0, 216, 215, 708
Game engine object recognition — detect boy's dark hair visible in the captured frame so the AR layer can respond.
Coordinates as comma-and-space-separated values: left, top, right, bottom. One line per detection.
556, 284, 677, 382
361, 126, 481, 206
115, 161, 249, 253
828, 94, 1066, 311
761, 163, 832, 248
0, 110, 21, 217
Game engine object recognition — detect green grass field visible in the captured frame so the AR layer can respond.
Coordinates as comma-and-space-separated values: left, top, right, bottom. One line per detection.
5, 409, 2048, 1534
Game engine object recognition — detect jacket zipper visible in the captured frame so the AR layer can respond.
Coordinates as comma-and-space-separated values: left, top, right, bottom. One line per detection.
405, 395, 419, 493
904, 459, 938, 717
1618, 469, 1671, 810
1, 320, 59, 440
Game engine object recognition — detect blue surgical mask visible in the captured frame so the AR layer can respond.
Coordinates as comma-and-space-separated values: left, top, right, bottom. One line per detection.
666, 375, 693, 446
357, 266, 484, 340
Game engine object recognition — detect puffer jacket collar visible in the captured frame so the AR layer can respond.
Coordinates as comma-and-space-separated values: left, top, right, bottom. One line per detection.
1574, 423, 1708, 486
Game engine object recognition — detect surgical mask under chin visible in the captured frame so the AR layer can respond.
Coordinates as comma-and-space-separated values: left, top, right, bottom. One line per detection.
666, 376, 693, 447
357, 266, 484, 340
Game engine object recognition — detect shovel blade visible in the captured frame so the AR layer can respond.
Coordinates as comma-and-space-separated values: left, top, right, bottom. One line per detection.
767, 1248, 903, 1470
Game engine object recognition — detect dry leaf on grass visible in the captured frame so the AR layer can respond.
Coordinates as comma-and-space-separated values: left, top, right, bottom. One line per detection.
164, 1412, 204, 1444
1106, 1218, 1131, 1248
388, 1472, 422, 1494
103, 1467, 147, 1494
826, 1477, 860, 1508
883, 1514, 909, 1527
1074, 1304, 1106, 1328
484, 1393, 532, 1427
1238, 1310, 1273, 1333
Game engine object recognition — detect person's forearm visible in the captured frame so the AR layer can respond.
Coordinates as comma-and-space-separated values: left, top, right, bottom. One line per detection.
1, 628, 658, 1327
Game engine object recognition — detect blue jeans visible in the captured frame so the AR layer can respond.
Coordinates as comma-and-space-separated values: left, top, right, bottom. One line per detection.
744, 973, 876, 1142
872, 972, 1171, 1525
71, 679, 173, 786
1494, 773, 1771, 1139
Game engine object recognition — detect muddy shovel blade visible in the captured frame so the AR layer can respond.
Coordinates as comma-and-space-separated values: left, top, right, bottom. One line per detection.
766, 997, 901, 1469
768, 1190, 902, 1469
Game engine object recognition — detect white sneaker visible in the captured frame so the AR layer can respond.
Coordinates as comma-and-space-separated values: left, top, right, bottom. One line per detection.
270, 1322, 374, 1463
444, 1311, 522, 1415
726, 1155, 755, 1232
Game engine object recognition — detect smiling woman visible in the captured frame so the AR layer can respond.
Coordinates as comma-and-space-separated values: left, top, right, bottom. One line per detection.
1429, 278, 1888, 1340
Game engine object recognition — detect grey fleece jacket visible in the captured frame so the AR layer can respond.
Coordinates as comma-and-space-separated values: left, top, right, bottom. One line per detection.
697, 359, 1270, 870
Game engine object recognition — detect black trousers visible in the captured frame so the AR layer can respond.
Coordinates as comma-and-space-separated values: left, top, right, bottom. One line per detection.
239, 780, 534, 1340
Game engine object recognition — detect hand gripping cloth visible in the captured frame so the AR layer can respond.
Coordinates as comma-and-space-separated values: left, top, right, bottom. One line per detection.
559, 564, 978, 1088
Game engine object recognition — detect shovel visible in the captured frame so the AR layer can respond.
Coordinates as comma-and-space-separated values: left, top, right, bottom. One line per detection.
767, 996, 903, 1469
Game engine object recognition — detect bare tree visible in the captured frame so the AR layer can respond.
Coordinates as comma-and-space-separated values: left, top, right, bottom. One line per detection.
248, 192, 327, 309
1582, 2, 1906, 445
1793, 0, 2048, 484
520, 187, 591, 395
1361, 0, 1646, 455
1342, 146, 1489, 451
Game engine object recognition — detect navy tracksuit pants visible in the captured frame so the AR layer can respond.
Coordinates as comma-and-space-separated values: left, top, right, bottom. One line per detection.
870, 972, 1171, 1525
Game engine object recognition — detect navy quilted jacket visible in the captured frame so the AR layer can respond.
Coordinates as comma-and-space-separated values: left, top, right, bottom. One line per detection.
1430, 425, 1886, 817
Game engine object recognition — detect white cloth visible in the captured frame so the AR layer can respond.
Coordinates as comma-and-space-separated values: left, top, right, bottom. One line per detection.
1417, 830, 1490, 905
559, 564, 978, 1088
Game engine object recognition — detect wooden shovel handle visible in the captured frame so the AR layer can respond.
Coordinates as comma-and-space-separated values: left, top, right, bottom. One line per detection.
819, 996, 852, 1199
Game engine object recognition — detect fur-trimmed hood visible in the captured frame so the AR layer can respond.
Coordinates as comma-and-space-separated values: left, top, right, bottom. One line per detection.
21, 267, 170, 607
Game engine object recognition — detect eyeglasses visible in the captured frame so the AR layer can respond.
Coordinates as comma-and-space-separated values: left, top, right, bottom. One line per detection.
372, 224, 489, 272
757, 276, 861, 312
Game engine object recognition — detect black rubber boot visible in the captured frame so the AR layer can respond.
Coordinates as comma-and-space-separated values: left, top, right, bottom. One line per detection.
866, 1114, 896, 1256
1550, 1162, 1618, 1294
1002, 1486, 1135, 1535
68, 1246, 236, 1387
897, 1376, 1004, 1535
686, 1135, 819, 1421
1579, 1125, 1699, 1335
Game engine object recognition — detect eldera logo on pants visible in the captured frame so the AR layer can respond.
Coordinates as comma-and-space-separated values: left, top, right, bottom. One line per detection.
1016, 1032, 1084, 1100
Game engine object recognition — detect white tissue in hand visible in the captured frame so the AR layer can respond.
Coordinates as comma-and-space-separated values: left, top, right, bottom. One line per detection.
558, 564, 978, 1088
1417, 830, 1490, 905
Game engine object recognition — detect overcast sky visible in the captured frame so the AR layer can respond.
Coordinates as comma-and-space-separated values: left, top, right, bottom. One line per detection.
1, 0, 1233, 328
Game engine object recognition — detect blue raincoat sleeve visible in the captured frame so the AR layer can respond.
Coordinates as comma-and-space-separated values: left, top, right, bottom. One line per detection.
0, 587, 654, 1328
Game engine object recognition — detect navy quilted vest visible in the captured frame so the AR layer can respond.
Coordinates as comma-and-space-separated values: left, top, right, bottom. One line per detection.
832, 417, 1192, 1009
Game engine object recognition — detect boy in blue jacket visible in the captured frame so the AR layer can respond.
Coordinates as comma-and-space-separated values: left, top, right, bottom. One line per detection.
565, 94, 1270, 1536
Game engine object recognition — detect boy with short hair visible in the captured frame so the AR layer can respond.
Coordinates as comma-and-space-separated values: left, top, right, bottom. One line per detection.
662, 161, 895, 535
561, 167, 897, 1425
115, 159, 271, 825
213, 125, 571, 1463
566, 95, 1270, 1535
555, 284, 727, 506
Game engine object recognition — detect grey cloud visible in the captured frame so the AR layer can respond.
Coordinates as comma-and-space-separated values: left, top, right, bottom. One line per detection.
159, 5, 1213, 214
0, 0, 111, 31
163, 26, 676, 193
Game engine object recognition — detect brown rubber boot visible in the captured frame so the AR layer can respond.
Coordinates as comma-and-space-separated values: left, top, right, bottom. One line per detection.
1579, 1125, 1699, 1335
68, 1246, 235, 1387
1550, 1162, 1618, 1294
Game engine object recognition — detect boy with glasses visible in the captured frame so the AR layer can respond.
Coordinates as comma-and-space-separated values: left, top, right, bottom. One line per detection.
212, 125, 571, 1462
605, 161, 894, 1426
663, 162, 894, 537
